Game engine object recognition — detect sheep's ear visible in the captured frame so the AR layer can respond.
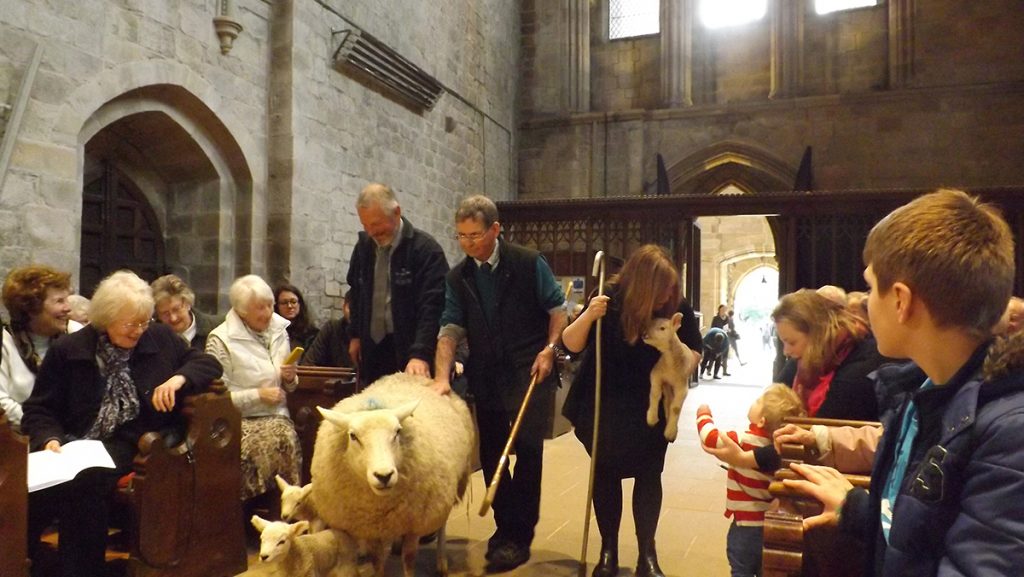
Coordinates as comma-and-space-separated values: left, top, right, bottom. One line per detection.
392, 399, 420, 422
299, 483, 313, 499
293, 520, 310, 536
275, 474, 291, 492
251, 515, 268, 532
671, 312, 683, 330
318, 406, 351, 430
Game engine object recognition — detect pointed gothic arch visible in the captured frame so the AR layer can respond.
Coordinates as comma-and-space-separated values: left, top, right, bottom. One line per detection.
665, 140, 797, 195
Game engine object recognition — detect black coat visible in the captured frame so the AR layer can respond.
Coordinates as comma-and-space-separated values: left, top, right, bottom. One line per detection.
301, 318, 353, 367
21, 323, 223, 451
808, 335, 886, 421
191, 309, 224, 351
346, 217, 449, 365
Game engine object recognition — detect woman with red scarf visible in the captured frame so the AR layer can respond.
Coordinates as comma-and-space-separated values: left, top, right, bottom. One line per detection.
773, 289, 885, 421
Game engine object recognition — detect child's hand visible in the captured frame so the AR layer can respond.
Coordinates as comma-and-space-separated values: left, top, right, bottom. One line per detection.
700, 433, 757, 468
697, 403, 710, 413
773, 423, 816, 453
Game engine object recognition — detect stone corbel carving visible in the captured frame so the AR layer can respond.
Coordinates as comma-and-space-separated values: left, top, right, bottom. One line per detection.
213, 0, 243, 55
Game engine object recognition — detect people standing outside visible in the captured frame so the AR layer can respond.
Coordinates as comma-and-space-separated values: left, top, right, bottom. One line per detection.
347, 183, 449, 384
151, 274, 223, 350
432, 195, 566, 572
727, 309, 745, 366
561, 245, 702, 577
785, 189, 1024, 576
710, 305, 733, 376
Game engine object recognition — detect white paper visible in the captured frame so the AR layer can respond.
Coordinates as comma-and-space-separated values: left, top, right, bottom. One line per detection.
27, 439, 116, 492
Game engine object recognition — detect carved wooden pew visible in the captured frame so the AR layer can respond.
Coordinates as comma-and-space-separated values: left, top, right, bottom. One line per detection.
762, 417, 881, 577
289, 366, 358, 484
0, 410, 29, 577
1, 389, 246, 577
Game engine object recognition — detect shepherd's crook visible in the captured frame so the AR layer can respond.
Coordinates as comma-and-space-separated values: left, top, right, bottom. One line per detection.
578, 250, 606, 576
478, 372, 541, 516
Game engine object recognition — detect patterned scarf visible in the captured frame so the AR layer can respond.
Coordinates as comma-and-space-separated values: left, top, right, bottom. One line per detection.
85, 333, 141, 440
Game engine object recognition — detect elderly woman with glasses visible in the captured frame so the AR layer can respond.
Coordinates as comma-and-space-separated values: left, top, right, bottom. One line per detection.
207, 275, 302, 501
151, 274, 224, 350
0, 265, 84, 432
21, 270, 223, 577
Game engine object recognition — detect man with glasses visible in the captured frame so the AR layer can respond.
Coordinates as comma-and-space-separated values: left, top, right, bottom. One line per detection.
433, 195, 567, 573
346, 183, 448, 384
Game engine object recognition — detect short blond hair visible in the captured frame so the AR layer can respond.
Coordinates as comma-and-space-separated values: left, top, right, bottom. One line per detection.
863, 189, 1014, 338
760, 383, 806, 434
89, 271, 154, 330
151, 274, 196, 308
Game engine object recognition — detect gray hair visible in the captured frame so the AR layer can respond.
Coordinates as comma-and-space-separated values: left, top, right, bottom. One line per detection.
229, 274, 274, 312
151, 274, 196, 307
356, 182, 399, 214
89, 271, 155, 330
455, 195, 499, 228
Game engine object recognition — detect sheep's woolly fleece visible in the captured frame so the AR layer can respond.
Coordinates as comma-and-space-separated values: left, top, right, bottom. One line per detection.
310, 373, 475, 541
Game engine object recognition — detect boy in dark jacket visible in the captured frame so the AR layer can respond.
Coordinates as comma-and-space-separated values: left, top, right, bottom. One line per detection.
784, 189, 1024, 576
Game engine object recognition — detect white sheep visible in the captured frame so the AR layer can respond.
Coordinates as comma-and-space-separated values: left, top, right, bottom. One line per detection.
311, 373, 475, 577
642, 312, 698, 441
275, 474, 327, 532
237, 515, 358, 577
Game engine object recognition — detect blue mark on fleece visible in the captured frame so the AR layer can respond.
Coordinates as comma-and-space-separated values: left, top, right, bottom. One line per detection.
363, 398, 383, 410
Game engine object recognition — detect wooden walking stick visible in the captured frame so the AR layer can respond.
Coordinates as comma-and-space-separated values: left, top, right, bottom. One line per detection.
478, 372, 541, 516
578, 250, 606, 576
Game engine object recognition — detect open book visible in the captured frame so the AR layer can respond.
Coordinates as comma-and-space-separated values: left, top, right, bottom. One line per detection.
27, 439, 116, 492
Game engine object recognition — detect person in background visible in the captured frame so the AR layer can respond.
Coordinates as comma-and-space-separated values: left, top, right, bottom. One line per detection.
207, 275, 302, 501
710, 305, 733, 376
301, 290, 354, 368
697, 384, 805, 577
727, 309, 745, 366
151, 274, 223, 350
22, 270, 222, 577
562, 245, 702, 577
346, 183, 448, 384
432, 194, 566, 573
275, 283, 319, 353
67, 294, 90, 325
701, 327, 730, 380
0, 265, 82, 431
993, 295, 1024, 336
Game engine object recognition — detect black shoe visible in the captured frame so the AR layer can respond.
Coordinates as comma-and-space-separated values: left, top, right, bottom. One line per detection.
722, 372, 732, 376
486, 542, 530, 573
592, 545, 619, 577
635, 547, 665, 577
713, 374, 722, 380
485, 531, 508, 562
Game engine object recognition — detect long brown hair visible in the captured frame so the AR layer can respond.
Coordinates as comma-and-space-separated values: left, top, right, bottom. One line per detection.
772, 289, 868, 383
609, 245, 680, 345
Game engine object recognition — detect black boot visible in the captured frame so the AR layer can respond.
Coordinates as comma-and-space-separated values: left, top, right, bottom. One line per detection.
635, 540, 665, 577
592, 540, 619, 577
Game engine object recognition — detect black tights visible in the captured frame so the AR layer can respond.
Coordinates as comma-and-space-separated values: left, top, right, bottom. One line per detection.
592, 467, 663, 549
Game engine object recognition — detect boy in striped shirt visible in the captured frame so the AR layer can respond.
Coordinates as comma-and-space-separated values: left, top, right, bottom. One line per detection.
697, 384, 805, 577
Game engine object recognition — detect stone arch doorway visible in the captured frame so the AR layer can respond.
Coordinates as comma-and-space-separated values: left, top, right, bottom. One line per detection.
80, 84, 254, 312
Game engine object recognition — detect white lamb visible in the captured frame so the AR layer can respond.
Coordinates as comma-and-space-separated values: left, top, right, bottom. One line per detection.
311, 373, 475, 577
276, 475, 327, 532
237, 515, 357, 577
642, 312, 698, 441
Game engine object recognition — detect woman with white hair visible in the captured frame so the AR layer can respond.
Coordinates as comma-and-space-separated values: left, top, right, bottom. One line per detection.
21, 270, 223, 577
206, 274, 302, 501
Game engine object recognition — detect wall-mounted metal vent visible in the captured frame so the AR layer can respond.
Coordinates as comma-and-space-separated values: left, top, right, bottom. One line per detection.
332, 29, 444, 111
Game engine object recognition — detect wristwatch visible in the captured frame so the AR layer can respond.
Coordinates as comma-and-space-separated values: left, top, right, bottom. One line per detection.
545, 342, 559, 352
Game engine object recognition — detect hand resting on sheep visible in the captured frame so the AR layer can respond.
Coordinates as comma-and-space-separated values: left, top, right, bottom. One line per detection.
311, 373, 475, 577
641, 312, 698, 441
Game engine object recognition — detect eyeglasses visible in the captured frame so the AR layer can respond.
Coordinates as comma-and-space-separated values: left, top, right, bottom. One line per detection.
453, 231, 488, 242
278, 299, 300, 307
121, 320, 151, 332
156, 302, 188, 319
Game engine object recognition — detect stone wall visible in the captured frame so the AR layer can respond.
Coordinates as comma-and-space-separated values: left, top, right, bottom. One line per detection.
0, 0, 519, 320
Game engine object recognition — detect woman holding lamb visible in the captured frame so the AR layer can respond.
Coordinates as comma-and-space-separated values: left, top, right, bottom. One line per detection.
562, 245, 702, 577
206, 275, 303, 501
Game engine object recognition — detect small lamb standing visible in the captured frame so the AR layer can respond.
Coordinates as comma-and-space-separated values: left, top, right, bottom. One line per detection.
238, 516, 357, 577
311, 373, 475, 577
642, 312, 698, 441
276, 475, 327, 532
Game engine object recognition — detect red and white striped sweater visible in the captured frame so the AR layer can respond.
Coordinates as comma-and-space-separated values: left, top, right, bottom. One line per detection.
696, 406, 773, 526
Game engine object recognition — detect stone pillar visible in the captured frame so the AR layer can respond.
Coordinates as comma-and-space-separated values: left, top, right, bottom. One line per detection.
660, 0, 694, 108
888, 0, 915, 88
566, 0, 590, 112
770, 0, 803, 99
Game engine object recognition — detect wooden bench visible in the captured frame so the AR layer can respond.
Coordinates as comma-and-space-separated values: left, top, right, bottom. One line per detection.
762, 417, 881, 577
0, 390, 247, 577
289, 366, 359, 484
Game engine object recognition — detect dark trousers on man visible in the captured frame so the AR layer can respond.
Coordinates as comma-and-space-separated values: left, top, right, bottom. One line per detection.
475, 386, 553, 549
359, 334, 398, 385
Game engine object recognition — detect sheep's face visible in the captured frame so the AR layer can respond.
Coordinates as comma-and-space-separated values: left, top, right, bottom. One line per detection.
642, 312, 683, 352
251, 516, 308, 563
276, 476, 313, 521
319, 400, 419, 496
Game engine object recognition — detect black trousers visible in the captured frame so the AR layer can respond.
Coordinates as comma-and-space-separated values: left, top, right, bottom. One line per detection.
475, 386, 553, 548
29, 436, 135, 577
360, 334, 398, 385
592, 464, 663, 551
